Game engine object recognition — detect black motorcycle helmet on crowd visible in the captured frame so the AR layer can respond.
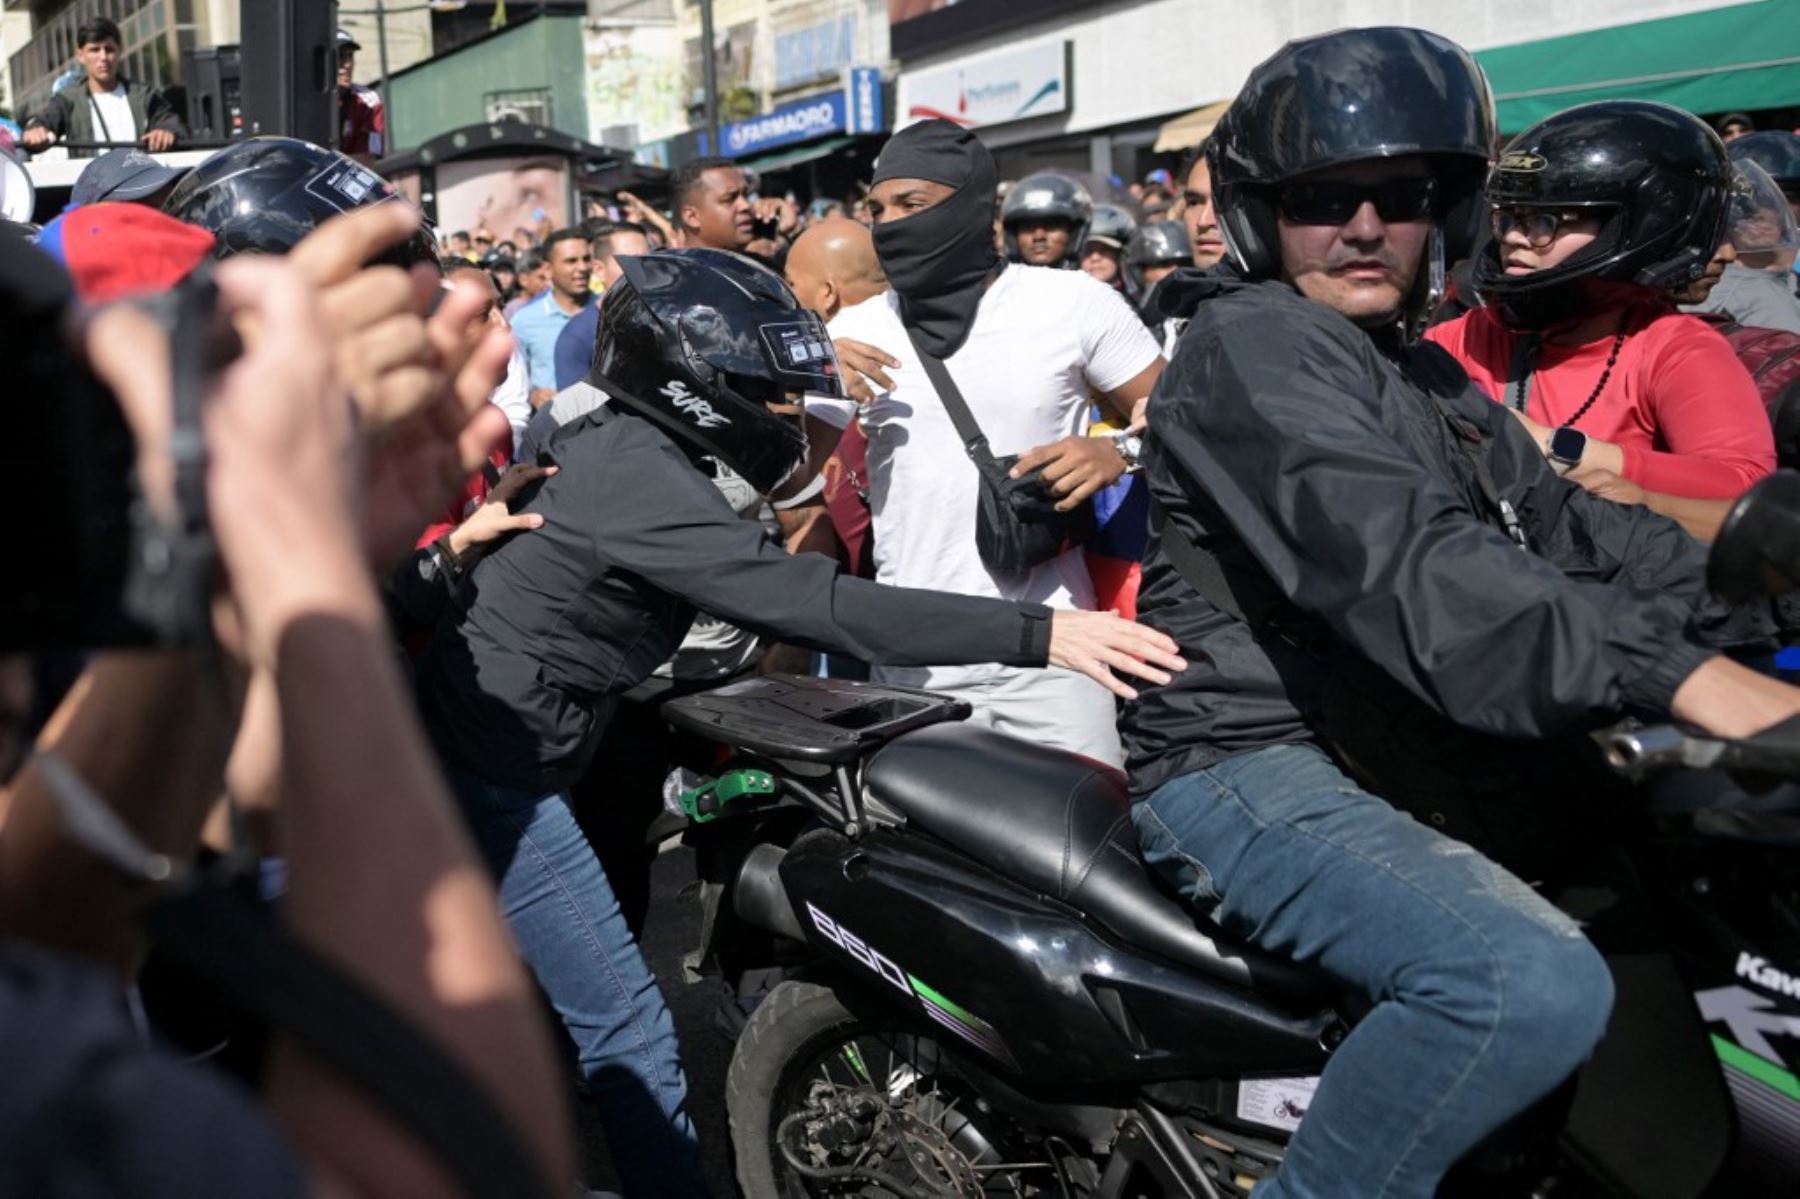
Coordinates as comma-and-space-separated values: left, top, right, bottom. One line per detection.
1127, 220, 1193, 269
1473, 101, 1733, 331
1727, 130, 1800, 197
162, 136, 438, 268
589, 248, 843, 495
1086, 203, 1139, 251
1207, 27, 1495, 336
1001, 172, 1093, 266
1124, 220, 1193, 299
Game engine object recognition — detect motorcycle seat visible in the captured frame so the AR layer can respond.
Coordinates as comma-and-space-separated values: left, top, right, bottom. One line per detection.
865, 723, 1327, 1006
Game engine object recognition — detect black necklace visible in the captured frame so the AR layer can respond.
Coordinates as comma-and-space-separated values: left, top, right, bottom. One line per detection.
1512, 310, 1629, 431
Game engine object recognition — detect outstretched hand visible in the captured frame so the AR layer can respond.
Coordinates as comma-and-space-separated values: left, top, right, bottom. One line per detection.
834, 338, 899, 404
446, 463, 557, 563
1047, 610, 1186, 701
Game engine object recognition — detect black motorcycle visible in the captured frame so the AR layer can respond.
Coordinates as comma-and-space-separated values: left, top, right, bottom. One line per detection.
669, 474, 1800, 1197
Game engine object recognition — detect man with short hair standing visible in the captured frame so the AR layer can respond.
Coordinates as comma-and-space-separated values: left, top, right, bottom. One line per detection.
1178, 138, 1226, 269
552, 221, 652, 392
510, 228, 592, 408
502, 248, 549, 319
336, 29, 386, 162
21, 18, 184, 157
670, 156, 755, 251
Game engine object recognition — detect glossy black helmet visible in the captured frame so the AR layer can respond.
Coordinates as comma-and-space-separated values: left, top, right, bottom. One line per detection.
1126, 220, 1193, 267
590, 248, 842, 495
1000, 172, 1092, 265
1209, 27, 1495, 282
162, 136, 437, 269
1728, 130, 1800, 195
1473, 101, 1732, 331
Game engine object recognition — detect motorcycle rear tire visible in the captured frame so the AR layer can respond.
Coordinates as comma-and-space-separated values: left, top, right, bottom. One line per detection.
726, 978, 862, 1197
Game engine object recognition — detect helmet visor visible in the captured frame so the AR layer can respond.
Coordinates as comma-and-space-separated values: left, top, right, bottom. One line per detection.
1728, 161, 1799, 254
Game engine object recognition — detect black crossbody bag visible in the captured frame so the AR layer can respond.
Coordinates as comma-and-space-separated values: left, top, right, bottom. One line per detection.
903, 324, 1095, 578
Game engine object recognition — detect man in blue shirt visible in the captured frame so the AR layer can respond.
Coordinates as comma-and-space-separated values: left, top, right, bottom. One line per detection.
554, 220, 653, 391
509, 227, 592, 407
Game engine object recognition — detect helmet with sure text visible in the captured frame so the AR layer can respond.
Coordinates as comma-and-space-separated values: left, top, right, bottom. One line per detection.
1472, 100, 1733, 330
589, 248, 843, 495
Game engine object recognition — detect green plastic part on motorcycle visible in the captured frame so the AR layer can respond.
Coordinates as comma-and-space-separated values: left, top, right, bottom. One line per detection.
680, 769, 776, 822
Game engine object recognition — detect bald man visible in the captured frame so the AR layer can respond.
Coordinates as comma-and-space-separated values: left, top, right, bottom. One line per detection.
784, 216, 887, 320
782, 217, 884, 599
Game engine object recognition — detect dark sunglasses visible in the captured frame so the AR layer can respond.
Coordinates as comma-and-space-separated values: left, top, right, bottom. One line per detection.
1278, 178, 1436, 225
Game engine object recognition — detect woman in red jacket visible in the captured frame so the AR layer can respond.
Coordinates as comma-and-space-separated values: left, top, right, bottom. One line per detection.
1428, 101, 1773, 536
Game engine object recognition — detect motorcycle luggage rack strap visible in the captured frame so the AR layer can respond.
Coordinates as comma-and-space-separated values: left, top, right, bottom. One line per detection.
661, 674, 971, 765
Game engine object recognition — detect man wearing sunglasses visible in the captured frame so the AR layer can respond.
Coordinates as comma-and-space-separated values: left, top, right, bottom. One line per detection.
1121, 28, 1800, 1199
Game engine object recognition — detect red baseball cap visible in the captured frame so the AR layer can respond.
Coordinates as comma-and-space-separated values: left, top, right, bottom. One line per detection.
36, 202, 217, 305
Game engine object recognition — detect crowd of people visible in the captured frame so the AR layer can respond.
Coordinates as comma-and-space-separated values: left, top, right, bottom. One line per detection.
4, 14, 1800, 1199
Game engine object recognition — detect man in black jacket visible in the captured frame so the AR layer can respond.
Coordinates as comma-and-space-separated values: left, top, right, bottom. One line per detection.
1124, 29, 1800, 1199
416, 248, 1181, 1196
20, 18, 183, 157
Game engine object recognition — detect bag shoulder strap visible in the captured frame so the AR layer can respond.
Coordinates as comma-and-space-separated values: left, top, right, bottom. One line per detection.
1421, 386, 1531, 550
1152, 501, 1293, 638
901, 323, 996, 469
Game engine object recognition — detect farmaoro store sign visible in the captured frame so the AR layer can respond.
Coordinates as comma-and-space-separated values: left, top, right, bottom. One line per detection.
709, 67, 886, 157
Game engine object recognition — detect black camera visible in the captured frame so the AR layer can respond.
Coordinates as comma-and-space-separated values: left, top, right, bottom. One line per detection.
2, 230, 224, 651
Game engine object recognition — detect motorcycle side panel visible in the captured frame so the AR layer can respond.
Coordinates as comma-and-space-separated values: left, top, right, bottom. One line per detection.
778, 828, 1334, 1087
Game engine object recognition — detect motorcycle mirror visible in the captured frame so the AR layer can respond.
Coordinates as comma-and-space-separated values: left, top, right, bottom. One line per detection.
1708, 469, 1800, 604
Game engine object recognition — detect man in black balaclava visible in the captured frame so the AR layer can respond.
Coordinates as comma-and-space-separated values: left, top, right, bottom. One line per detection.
810, 118, 1167, 765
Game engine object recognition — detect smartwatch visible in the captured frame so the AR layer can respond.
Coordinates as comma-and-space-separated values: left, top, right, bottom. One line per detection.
1111, 430, 1146, 473
1548, 426, 1588, 472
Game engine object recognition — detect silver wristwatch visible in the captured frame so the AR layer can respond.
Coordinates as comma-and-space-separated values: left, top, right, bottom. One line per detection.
1111, 430, 1146, 473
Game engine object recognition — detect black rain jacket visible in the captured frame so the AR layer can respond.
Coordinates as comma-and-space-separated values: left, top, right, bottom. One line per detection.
417, 407, 1051, 792
1124, 271, 1764, 796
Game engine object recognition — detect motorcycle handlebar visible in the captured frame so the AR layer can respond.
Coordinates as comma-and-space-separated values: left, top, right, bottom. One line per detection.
1600, 713, 1800, 781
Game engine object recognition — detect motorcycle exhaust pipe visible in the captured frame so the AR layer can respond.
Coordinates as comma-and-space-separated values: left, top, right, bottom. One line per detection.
733, 843, 804, 942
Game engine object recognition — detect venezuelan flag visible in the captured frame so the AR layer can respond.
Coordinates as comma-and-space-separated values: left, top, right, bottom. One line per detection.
1086, 410, 1150, 620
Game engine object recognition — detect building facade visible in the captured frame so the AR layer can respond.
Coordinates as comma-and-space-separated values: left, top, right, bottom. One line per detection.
887, 0, 1800, 186
4, 0, 241, 122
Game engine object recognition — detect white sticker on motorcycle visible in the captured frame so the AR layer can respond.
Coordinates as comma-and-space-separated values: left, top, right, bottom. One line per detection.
1237, 1076, 1319, 1133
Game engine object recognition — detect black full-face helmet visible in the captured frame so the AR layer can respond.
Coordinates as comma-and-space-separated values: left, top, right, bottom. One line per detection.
590, 248, 843, 495
1208, 27, 1495, 331
1001, 172, 1093, 266
1473, 100, 1733, 331
162, 136, 438, 269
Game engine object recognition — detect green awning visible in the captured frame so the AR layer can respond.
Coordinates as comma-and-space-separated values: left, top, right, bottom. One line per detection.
740, 135, 858, 176
1477, 0, 1800, 132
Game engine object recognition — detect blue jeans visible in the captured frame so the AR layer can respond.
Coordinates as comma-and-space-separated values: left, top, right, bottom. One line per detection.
1134, 744, 1614, 1199
448, 768, 710, 1198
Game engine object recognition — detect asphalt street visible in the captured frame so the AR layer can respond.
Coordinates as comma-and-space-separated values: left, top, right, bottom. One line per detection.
576, 844, 740, 1196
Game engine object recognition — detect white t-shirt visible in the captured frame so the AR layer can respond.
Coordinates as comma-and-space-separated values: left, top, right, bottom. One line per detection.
491, 347, 532, 457
810, 264, 1161, 611
87, 85, 137, 145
